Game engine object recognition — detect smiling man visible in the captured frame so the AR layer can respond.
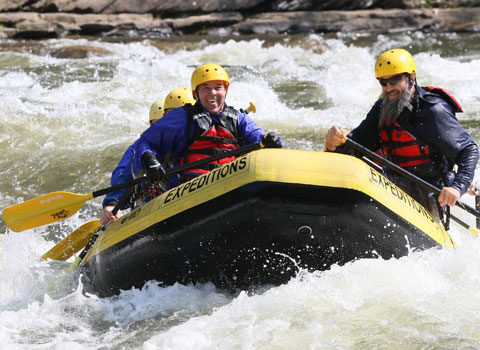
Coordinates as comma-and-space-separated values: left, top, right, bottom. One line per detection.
133, 63, 282, 192
324, 48, 478, 214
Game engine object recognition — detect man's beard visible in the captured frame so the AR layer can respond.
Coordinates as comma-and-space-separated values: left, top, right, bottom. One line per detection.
379, 87, 414, 127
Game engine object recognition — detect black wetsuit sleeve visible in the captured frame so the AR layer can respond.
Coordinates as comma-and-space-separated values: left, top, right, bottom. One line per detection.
454, 143, 479, 195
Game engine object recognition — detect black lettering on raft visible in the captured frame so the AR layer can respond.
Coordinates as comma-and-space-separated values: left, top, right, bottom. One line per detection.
369, 168, 434, 222
163, 156, 248, 205
189, 177, 199, 193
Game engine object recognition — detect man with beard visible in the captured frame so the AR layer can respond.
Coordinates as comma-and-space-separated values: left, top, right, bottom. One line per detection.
324, 48, 478, 215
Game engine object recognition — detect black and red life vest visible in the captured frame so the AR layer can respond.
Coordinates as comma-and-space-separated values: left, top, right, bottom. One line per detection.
379, 119, 431, 168
180, 103, 243, 177
378, 86, 462, 170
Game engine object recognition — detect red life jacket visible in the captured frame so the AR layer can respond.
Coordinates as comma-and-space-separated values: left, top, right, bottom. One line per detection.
379, 119, 431, 168
180, 104, 242, 177
378, 86, 462, 170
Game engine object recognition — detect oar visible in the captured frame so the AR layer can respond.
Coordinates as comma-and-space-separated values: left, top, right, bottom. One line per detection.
476, 196, 480, 229
2, 183, 140, 233
41, 219, 100, 261
450, 213, 479, 236
344, 138, 480, 223
4, 141, 263, 233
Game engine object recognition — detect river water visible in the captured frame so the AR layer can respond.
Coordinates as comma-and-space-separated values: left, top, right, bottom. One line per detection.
1, 32, 480, 349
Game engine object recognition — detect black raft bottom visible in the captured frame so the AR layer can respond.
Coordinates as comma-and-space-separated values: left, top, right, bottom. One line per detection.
82, 182, 440, 297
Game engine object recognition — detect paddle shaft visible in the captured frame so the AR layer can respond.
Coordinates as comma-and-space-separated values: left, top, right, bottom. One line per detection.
344, 138, 480, 219
92, 142, 262, 199
449, 212, 478, 235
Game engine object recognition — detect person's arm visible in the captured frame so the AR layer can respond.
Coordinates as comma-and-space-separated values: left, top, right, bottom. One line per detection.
347, 102, 383, 152
326, 101, 382, 153
133, 109, 187, 174
452, 143, 479, 195
102, 145, 134, 207
100, 145, 135, 225
418, 101, 479, 196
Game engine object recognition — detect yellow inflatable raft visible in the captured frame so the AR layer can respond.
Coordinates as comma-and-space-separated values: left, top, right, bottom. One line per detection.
81, 149, 453, 297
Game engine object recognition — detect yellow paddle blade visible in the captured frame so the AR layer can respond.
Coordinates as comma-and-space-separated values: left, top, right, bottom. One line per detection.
468, 227, 479, 237
2, 191, 94, 232
41, 219, 100, 261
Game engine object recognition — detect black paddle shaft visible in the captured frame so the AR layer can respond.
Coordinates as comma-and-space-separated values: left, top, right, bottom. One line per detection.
344, 138, 480, 219
91, 142, 262, 199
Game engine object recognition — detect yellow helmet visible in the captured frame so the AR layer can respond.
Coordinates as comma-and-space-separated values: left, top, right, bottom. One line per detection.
164, 88, 196, 110
191, 64, 230, 91
149, 98, 165, 121
375, 48, 416, 78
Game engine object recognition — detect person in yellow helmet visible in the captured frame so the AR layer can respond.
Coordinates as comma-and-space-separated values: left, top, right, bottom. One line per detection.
163, 87, 196, 114
325, 48, 478, 214
149, 98, 165, 126
100, 88, 195, 225
132, 63, 282, 189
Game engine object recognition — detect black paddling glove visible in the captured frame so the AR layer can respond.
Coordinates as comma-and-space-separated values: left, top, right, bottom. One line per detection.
141, 152, 167, 184
262, 132, 282, 148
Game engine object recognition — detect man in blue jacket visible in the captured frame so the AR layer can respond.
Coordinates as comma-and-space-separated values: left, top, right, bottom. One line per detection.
133, 63, 282, 189
325, 48, 478, 212
100, 88, 197, 225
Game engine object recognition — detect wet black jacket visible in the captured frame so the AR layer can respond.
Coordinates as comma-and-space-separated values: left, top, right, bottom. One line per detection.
346, 85, 478, 195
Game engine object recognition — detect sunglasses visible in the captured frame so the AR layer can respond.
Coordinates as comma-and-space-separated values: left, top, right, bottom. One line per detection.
378, 74, 405, 87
